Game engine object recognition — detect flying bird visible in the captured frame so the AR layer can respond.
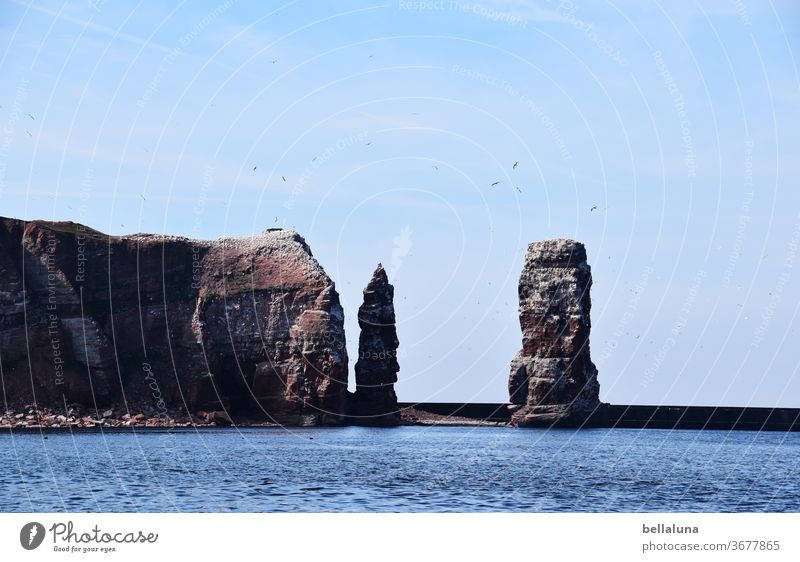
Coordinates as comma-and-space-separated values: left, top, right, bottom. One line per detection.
515, 186, 522, 193
252, 166, 257, 171
281, 176, 286, 182
27, 113, 34, 120
271, 59, 278, 64
513, 161, 518, 169
590, 205, 598, 212
490, 181, 500, 187
364, 142, 372, 146
432, 165, 438, 170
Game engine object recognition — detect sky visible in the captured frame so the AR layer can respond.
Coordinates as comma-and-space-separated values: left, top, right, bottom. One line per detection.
1, 0, 799, 407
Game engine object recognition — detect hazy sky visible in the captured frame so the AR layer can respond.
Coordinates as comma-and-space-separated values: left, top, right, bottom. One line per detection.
2, 0, 799, 406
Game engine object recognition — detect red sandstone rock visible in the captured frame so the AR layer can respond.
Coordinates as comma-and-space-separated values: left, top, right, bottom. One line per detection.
508, 239, 603, 426
0, 217, 348, 426
204, 410, 233, 426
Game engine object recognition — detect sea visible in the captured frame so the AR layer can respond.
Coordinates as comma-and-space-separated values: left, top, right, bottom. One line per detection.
1, 426, 798, 512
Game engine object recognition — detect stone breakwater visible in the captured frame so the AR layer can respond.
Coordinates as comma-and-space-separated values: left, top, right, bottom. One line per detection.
0, 404, 238, 429
507, 239, 605, 426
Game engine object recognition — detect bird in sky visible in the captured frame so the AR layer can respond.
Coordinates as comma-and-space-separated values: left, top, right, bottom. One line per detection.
590, 205, 598, 212
364, 141, 372, 146
271, 59, 278, 64
515, 186, 522, 193
252, 166, 257, 171
490, 181, 500, 187
281, 176, 286, 182
27, 113, 34, 120
432, 165, 438, 170
513, 161, 518, 169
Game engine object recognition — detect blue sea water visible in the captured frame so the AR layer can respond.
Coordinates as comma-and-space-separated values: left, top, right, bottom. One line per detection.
1, 426, 798, 512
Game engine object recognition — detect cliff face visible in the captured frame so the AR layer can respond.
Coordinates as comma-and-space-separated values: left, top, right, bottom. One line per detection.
0, 217, 348, 426
352, 264, 400, 426
508, 239, 602, 426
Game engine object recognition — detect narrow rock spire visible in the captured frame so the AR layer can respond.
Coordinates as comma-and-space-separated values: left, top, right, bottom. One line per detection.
353, 263, 400, 425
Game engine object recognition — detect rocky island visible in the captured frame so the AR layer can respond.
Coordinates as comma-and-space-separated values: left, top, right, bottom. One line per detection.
2, 217, 797, 434
0, 216, 610, 429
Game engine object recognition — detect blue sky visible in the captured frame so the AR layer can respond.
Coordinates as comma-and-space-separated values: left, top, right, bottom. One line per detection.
1, 0, 799, 406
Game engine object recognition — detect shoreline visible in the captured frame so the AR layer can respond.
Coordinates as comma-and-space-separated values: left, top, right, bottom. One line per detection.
1, 402, 798, 432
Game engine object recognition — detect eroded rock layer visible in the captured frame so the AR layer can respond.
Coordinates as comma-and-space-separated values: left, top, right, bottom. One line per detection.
0, 217, 348, 426
508, 239, 602, 426
352, 264, 400, 426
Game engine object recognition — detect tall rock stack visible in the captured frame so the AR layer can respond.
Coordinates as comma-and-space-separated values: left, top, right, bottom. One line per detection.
508, 239, 602, 426
353, 264, 400, 426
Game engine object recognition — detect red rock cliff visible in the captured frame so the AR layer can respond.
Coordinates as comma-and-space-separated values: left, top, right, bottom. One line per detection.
0, 217, 348, 426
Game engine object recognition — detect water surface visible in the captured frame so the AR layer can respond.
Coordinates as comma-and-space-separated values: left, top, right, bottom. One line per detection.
1, 426, 798, 512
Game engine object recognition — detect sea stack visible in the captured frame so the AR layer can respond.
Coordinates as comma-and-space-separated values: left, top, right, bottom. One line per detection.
0, 217, 349, 426
508, 239, 602, 426
353, 264, 400, 426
